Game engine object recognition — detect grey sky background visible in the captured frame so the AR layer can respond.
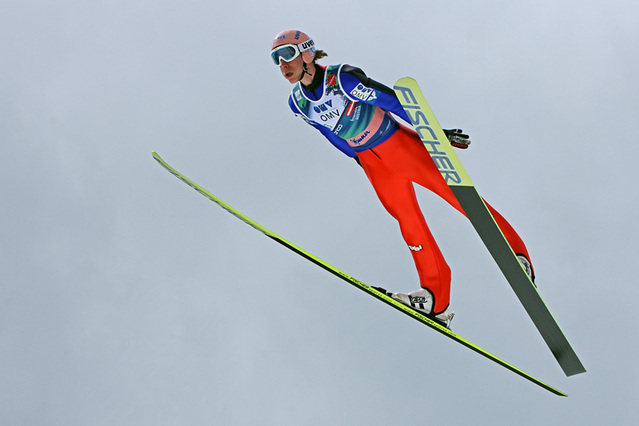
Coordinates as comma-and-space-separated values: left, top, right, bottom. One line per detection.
2, 0, 638, 424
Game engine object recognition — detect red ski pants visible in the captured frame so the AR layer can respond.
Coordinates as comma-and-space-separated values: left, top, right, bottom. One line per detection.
356, 124, 531, 314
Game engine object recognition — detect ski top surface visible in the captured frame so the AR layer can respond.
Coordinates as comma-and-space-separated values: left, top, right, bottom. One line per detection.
152, 151, 566, 396
393, 77, 586, 377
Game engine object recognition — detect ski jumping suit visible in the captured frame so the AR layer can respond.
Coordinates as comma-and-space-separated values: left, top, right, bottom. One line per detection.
289, 64, 531, 314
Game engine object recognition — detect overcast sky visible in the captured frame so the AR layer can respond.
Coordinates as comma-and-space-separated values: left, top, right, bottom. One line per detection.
2, 0, 638, 424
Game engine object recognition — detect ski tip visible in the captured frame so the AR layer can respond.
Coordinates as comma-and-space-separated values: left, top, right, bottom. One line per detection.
152, 152, 166, 164
394, 76, 417, 85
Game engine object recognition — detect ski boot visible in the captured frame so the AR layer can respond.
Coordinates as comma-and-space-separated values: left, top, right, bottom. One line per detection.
517, 254, 536, 287
373, 287, 454, 328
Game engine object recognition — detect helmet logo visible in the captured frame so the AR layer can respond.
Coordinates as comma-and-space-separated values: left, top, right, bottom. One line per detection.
299, 40, 314, 50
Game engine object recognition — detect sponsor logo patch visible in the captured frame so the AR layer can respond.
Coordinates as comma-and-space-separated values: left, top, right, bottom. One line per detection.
348, 130, 371, 146
350, 83, 378, 102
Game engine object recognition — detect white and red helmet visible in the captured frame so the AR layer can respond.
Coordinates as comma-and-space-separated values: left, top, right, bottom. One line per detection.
270, 29, 316, 65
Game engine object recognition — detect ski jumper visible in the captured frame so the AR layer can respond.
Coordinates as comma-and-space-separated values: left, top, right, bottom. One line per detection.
289, 64, 531, 314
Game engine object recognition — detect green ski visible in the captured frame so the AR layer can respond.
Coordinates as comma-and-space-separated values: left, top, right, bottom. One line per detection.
393, 77, 585, 377
153, 151, 567, 396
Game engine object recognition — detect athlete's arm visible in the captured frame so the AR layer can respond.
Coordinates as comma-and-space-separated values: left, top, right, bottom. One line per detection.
340, 66, 472, 149
338, 65, 411, 123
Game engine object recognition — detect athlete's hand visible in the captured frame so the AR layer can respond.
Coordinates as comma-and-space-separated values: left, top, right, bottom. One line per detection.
443, 129, 471, 149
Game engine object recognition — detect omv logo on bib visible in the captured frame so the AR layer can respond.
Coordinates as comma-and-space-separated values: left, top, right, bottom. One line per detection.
313, 100, 333, 113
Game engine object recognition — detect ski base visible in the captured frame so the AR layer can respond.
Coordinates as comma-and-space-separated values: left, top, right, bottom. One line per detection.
152, 151, 567, 396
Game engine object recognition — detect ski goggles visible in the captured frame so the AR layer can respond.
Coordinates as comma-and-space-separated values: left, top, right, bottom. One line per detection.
270, 40, 314, 65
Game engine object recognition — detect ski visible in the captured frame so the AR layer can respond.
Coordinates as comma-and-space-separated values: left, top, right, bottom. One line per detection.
152, 151, 566, 396
393, 77, 586, 377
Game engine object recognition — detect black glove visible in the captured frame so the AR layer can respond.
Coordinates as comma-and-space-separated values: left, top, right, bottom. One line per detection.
443, 129, 471, 149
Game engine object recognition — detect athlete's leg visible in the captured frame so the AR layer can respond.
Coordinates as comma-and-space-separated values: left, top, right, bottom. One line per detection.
357, 148, 452, 313
483, 200, 534, 276
374, 125, 533, 271
370, 126, 465, 212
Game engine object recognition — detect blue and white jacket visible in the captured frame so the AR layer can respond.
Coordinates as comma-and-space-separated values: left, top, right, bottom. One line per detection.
288, 64, 410, 157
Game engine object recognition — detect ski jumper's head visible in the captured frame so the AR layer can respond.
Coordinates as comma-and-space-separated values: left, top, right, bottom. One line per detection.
271, 29, 326, 84
271, 30, 316, 64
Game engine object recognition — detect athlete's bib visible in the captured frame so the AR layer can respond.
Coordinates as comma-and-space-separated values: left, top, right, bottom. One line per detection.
291, 64, 397, 150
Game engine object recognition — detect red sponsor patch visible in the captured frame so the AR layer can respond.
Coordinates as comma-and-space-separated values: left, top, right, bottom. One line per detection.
327, 75, 337, 87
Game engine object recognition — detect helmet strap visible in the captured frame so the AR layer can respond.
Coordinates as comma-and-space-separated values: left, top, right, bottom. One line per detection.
299, 61, 313, 83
